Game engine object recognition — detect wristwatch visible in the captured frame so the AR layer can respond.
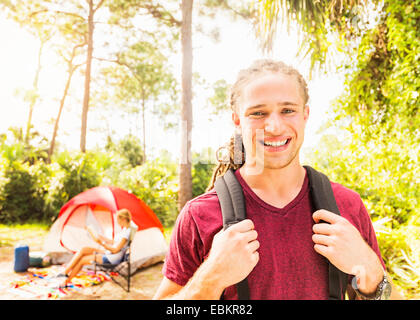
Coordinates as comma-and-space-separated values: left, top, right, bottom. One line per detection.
351, 268, 392, 300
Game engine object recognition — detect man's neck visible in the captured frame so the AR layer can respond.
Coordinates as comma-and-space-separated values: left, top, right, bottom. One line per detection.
239, 161, 306, 207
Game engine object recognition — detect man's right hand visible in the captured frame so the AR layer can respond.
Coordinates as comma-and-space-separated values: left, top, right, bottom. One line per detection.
205, 219, 260, 290
153, 219, 259, 300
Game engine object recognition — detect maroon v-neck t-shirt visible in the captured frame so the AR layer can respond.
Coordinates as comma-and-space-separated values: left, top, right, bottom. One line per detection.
163, 169, 385, 299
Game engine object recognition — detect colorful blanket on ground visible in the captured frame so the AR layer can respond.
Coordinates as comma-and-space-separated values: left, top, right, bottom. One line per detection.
8, 265, 113, 299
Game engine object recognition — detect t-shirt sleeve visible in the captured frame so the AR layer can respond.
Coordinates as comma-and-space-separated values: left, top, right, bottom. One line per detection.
114, 228, 131, 247
122, 227, 131, 240
162, 201, 205, 286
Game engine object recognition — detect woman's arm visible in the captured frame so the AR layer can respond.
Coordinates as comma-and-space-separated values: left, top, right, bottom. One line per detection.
86, 226, 113, 245
100, 237, 128, 254
97, 234, 113, 245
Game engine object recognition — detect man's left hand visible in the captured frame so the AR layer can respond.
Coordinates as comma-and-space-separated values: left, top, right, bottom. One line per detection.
312, 209, 384, 295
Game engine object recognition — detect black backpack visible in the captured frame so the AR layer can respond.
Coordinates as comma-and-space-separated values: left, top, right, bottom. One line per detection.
214, 166, 348, 300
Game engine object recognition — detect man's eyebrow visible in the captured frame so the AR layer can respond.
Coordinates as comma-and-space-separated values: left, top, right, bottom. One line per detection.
246, 104, 266, 110
246, 101, 300, 110
278, 101, 300, 106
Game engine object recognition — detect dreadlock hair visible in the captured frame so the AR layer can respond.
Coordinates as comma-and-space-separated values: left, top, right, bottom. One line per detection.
206, 59, 309, 191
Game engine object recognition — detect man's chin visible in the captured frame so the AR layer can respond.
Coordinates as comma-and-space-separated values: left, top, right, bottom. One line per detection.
257, 154, 299, 170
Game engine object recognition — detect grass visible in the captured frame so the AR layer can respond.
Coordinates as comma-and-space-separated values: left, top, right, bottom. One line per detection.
0, 222, 50, 247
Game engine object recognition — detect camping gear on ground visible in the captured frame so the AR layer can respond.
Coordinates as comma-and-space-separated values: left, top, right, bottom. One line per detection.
43, 186, 168, 275
14, 245, 29, 272
9, 265, 110, 299
29, 251, 51, 268
214, 166, 349, 300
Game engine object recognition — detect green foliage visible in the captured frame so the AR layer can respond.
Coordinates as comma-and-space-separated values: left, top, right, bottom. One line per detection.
53, 150, 104, 206
0, 161, 45, 223
304, 0, 419, 299
1, 127, 49, 165
117, 156, 179, 227
106, 134, 144, 167
207, 79, 229, 115
192, 148, 216, 198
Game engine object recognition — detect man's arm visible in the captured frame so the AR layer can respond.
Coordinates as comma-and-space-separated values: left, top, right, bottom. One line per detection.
153, 262, 225, 300
153, 219, 260, 300
153, 277, 184, 299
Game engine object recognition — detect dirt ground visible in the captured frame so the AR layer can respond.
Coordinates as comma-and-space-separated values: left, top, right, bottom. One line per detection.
0, 231, 165, 300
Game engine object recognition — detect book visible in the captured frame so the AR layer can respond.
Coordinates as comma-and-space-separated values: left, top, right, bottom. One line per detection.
86, 224, 99, 242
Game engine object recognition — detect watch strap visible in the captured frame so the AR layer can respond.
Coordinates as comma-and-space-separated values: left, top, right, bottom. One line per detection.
351, 269, 390, 300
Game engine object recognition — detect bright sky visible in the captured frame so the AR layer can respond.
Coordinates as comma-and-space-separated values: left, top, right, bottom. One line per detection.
0, 9, 344, 164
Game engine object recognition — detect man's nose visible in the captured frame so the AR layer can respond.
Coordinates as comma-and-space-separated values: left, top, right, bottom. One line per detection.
264, 113, 285, 134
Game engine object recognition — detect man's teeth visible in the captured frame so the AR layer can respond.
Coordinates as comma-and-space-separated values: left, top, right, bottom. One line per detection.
263, 139, 288, 147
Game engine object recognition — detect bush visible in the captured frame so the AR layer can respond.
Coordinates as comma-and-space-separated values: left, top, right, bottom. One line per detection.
49, 151, 104, 213
192, 148, 217, 198
117, 157, 178, 227
105, 134, 144, 167
0, 161, 45, 223
192, 162, 215, 198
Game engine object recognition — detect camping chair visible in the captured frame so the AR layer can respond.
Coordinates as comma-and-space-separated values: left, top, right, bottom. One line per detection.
93, 223, 137, 292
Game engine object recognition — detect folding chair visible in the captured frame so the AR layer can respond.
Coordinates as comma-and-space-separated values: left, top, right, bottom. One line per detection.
93, 223, 137, 292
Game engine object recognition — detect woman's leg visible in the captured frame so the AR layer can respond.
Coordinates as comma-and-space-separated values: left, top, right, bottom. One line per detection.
64, 253, 103, 285
64, 247, 101, 275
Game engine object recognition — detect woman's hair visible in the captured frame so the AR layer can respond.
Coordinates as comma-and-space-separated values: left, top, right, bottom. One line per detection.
116, 208, 132, 223
206, 59, 309, 191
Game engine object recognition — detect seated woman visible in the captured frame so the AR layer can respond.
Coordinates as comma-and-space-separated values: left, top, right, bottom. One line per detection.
58, 208, 133, 288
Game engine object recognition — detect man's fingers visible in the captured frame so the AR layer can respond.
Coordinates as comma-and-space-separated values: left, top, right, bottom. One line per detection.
312, 234, 332, 246
313, 209, 341, 224
244, 229, 258, 242
228, 219, 255, 232
251, 251, 260, 264
313, 243, 330, 258
247, 239, 260, 252
312, 222, 332, 235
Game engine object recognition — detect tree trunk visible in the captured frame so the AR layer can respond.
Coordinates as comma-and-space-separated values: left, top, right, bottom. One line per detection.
179, 0, 193, 212
80, 0, 95, 153
48, 66, 76, 162
142, 90, 146, 163
25, 40, 44, 144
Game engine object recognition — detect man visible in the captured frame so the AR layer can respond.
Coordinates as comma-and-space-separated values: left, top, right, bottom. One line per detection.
154, 59, 401, 300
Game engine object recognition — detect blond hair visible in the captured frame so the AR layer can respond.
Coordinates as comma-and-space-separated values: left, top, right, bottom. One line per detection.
116, 208, 132, 223
206, 59, 309, 191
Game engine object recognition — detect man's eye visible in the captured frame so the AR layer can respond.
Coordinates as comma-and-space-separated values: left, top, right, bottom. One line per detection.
283, 109, 295, 114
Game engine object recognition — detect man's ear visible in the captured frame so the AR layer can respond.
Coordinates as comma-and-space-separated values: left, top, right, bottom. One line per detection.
232, 112, 240, 127
303, 105, 310, 123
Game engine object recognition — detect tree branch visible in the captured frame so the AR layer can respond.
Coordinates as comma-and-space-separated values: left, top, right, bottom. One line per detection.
29, 9, 85, 21
93, 55, 143, 84
220, 0, 256, 21
142, 3, 181, 27
93, 0, 106, 13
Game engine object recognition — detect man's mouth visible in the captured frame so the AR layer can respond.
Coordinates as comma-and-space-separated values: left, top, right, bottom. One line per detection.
262, 138, 290, 147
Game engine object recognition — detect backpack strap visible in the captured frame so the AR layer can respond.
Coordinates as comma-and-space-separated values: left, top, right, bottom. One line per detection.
304, 165, 349, 300
214, 169, 250, 300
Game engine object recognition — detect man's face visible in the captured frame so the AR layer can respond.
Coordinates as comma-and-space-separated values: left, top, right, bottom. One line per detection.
233, 73, 309, 170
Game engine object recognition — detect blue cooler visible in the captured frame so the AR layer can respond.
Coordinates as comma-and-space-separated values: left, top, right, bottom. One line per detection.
14, 245, 29, 272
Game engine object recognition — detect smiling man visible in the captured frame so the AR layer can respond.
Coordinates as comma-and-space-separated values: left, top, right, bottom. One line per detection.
153, 59, 401, 300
